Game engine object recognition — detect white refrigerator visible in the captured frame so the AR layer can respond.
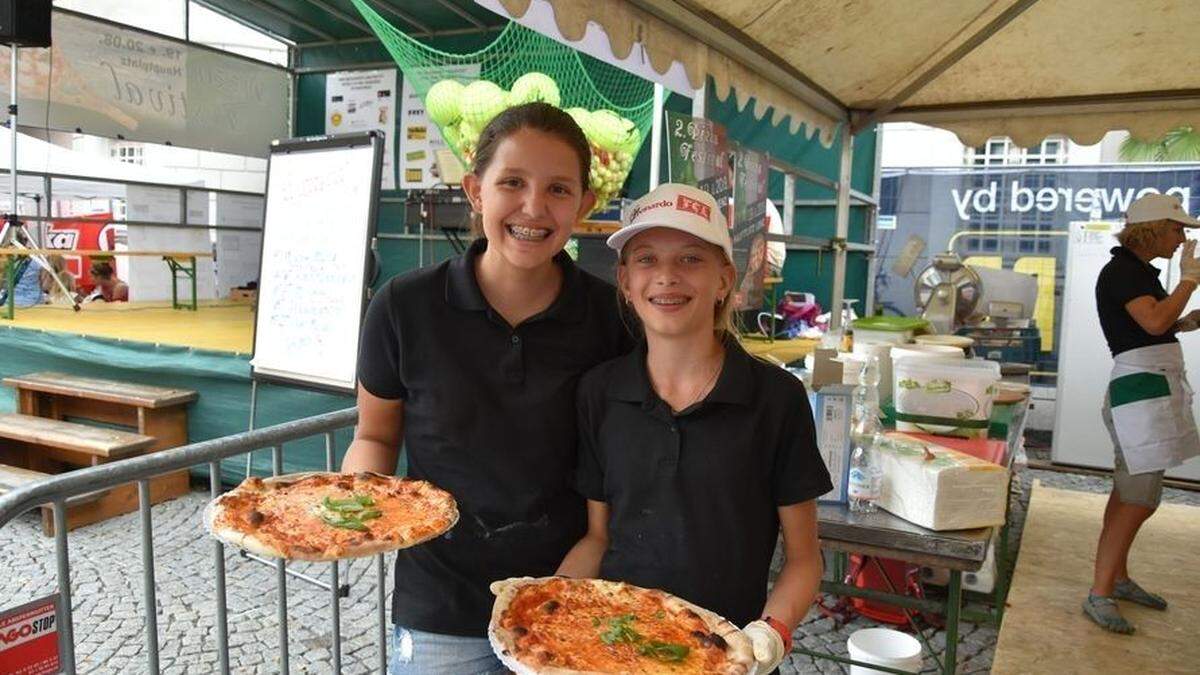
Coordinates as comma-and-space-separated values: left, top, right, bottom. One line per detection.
1053, 221, 1200, 481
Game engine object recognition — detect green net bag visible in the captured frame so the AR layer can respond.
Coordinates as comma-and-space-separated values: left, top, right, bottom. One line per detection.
351, 0, 654, 210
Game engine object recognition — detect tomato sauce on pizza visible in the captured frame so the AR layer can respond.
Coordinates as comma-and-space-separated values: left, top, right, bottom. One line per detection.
206, 472, 458, 561
490, 577, 754, 674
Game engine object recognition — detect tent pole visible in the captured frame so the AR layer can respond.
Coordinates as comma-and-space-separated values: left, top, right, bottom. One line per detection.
691, 83, 706, 119
5, 43, 16, 247
864, 122, 885, 315
830, 128, 853, 330
649, 83, 664, 190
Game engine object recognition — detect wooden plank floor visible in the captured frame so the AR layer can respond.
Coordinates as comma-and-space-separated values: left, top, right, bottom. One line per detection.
3, 301, 254, 354
994, 482, 1200, 673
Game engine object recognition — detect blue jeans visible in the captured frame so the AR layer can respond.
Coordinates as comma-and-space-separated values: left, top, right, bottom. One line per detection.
389, 625, 506, 675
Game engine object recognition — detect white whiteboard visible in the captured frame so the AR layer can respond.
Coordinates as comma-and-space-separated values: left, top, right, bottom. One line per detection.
250, 134, 382, 391
1053, 221, 1200, 480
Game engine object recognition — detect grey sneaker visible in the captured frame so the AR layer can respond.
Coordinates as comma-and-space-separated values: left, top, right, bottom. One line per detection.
1083, 594, 1135, 634
1113, 578, 1168, 610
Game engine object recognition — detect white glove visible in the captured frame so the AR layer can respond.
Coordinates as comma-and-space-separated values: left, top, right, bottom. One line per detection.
1181, 240, 1200, 285
743, 620, 787, 674
1177, 309, 1200, 333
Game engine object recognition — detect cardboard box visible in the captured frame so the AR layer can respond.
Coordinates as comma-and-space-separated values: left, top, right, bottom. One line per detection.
809, 384, 855, 504
809, 349, 844, 391
228, 288, 256, 303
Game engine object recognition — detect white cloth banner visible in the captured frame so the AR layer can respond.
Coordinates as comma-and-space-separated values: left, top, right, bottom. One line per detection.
0, 11, 288, 157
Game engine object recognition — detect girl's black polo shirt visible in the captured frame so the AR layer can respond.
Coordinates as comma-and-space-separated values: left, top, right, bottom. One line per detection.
357, 238, 633, 636
575, 338, 832, 628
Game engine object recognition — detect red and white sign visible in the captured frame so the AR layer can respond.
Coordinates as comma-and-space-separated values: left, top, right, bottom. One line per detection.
46, 213, 122, 294
675, 195, 712, 220
0, 595, 60, 675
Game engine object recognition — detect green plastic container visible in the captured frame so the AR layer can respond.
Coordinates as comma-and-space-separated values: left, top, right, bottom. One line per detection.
850, 316, 929, 346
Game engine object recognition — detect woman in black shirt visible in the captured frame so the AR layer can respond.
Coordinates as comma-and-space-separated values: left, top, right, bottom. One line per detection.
1086, 193, 1200, 635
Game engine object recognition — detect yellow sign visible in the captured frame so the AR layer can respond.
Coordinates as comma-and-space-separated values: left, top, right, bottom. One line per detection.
963, 255, 1058, 352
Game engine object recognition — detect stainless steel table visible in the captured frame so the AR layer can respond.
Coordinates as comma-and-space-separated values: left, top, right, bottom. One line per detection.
805, 505, 992, 674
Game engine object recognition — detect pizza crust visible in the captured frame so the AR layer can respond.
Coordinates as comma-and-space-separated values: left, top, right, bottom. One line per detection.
659, 594, 755, 674
205, 471, 458, 561
204, 498, 285, 559
488, 577, 755, 675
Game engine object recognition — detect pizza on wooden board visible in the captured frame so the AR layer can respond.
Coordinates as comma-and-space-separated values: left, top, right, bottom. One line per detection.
204, 471, 458, 561
489, 576, 755, 674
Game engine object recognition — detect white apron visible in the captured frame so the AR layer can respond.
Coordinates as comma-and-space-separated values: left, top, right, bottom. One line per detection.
1104, 342, 1200, 474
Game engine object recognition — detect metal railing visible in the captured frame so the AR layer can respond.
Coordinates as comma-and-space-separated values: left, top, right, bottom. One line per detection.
0, 407, 378, 674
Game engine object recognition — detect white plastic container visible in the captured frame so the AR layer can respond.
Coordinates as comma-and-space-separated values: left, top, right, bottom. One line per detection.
893, 358, 1000, 438
850, 317, 927, 351
914, 334, 974, 350
891, 344, 964, 361
852, 327, 914, 347
847, 628, 922, 675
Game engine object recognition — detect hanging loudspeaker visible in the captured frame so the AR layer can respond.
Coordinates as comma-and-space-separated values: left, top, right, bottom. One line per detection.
0, 0, 52, 49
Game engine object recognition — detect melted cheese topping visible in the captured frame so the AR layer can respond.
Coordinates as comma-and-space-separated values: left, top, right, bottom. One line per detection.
213, 473, 456, 559
501, 578, 732, 673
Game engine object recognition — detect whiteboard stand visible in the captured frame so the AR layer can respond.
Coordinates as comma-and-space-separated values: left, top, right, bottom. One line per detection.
237, 132, 384, 592
243, 378, 259, 478
249, 131, 383, 392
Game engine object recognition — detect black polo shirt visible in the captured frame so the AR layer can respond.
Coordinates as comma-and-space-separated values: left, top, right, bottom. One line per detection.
1096, 246, 1178, 356
357, 238, 633, 636
575, 338, 832, 628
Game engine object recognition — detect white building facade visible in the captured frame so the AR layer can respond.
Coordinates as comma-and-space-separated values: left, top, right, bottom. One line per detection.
880, 122, 1129, 168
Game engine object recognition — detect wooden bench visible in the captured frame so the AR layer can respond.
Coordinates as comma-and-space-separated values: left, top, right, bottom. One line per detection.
0, 462, 106, 535
0, 413, 159, 533
2, 372, 198, 534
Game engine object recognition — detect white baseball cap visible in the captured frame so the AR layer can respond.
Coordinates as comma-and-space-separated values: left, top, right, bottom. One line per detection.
607, 183, 733, 262
1125, 193, 1200, 227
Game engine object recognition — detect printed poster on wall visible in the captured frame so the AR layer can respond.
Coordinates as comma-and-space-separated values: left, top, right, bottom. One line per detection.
665, 110, 732, 209
732, 146, 770, 310
398, 64, 480, 189
326, 69, 397, 189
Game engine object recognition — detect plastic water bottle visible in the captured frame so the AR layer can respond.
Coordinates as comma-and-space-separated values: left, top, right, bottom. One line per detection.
852, 355, 882, 446
847, 445, 880, 513
848, 355, 882, 513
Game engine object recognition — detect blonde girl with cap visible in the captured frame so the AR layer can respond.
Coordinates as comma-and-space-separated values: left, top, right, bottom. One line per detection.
344, 102, 632, 674
559, 183, 831, 674
1085, 192, 1200, 634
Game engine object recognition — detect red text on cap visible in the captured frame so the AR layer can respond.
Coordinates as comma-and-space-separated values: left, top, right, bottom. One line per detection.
676, 195, 711, 220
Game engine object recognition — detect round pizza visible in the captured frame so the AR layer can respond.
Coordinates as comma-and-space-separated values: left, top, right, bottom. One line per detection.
489, 576, 755, 674
204, 471, 458, 561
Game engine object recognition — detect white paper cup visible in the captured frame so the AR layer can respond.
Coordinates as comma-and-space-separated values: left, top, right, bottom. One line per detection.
847, 628, 922, 675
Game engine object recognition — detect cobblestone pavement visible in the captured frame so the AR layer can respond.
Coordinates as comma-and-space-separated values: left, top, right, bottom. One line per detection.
2, 495, 398, 674
2, 456, 1198, 674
